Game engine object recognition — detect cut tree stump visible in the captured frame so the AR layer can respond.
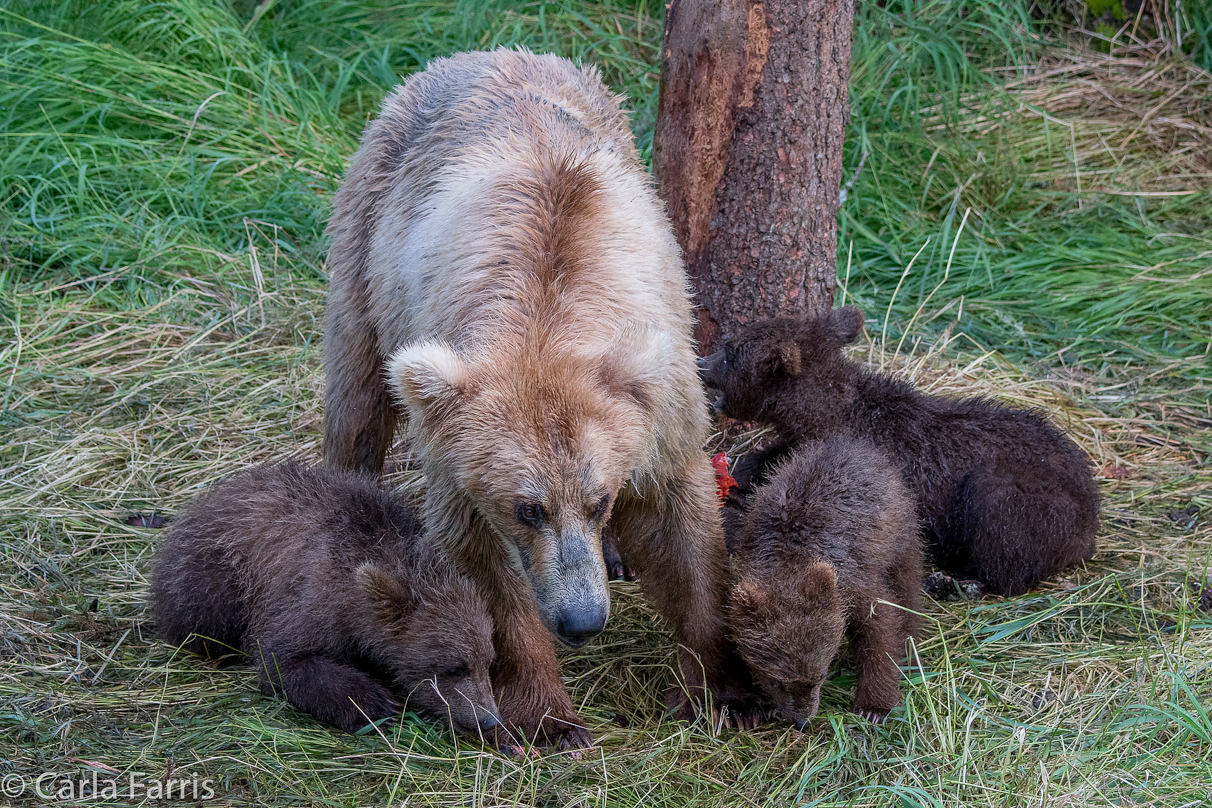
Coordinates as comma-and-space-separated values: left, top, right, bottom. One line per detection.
653, 0, 855, 354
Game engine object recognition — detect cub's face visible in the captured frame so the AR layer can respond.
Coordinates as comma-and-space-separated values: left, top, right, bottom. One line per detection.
360, 564, 501, 737
389, 332, 668, 648
403, 598, 501, 737
728, 566, 846, 728
698, 307, 865, 436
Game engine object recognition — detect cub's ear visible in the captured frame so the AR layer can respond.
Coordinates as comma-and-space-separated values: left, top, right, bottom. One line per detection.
387, 341, 469, 420
801, 561, 839, 601
827, 306, 864, 345
775, 340, 803, 377
356, 562, 417, 621
595, 327, 674, 411
730, 578, 773, 617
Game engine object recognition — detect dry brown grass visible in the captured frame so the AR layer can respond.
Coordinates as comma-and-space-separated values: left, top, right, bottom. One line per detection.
919, 45, 1212, 197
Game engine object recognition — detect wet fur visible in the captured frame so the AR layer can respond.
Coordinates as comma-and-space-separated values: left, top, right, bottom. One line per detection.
703, 307, 1100, 596
150, 462, 500, 737
323, 49, 759, 745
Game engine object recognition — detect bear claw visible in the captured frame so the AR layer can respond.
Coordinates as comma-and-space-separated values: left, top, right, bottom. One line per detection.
853, 706, 891, 723
553, 724, 594, 751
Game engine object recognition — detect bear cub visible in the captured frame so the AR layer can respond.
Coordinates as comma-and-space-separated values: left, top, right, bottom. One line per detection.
151, 462, 502, 737
701, 307, 1100, 596
728, 435, 922, 725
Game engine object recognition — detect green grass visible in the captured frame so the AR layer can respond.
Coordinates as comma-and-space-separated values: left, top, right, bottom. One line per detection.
2, 0, 1211, 805
840, 0, 1212, 386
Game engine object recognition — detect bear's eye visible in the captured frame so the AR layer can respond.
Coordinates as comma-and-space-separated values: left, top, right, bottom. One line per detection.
514, 502, 545, 528
440, 663, 469, 679
591, 494, 610, 519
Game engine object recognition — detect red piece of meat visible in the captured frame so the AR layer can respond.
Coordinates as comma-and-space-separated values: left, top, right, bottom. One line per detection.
712, 452, 738, 502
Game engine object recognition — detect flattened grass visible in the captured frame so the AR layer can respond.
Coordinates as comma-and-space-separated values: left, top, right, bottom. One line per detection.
2, 0, 1211, 805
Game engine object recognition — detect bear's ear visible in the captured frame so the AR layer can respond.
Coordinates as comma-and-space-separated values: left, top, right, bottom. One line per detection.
595, 327, 674, 411
801, 561, 839, 602
388, 341, 469, 419
774, 340, 803, 377
731, 578, 773, 617
827, 306, 864, 345
356, 562, 418, 621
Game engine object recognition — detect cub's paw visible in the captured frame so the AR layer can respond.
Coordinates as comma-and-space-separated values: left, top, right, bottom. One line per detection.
332, 681, 399, 734
718, 688, 771, 730
536, 712, 594, 754
923, 570, 984, 601
725, 703, 767, 731
488, 726, 539, 758
495, 713, 593, 753
852, 703, 893, 723
664, 684, 769, 730
600, 526, 636, 582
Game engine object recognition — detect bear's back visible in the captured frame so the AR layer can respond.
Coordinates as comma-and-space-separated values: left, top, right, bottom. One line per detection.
381, 49, 634, 168
195, 463, 415, 568
154, 464, 425, 647
856, 378, 1096, 529
345, 50, 688, 354
736, 435, 914, 584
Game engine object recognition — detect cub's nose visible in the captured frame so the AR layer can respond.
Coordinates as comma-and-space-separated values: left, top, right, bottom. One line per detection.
478, 710, 503, 732
697, 350, 724, 386
556, 607, 607, 648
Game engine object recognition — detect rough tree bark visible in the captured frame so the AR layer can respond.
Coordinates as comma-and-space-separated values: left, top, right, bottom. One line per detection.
653, 0, 855, 354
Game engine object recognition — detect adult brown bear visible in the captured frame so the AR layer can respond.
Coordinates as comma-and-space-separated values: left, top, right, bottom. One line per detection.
323, 49, 757, 748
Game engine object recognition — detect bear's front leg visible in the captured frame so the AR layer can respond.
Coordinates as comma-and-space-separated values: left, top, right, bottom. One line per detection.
611, 453, 765, 729
489, 581, 593, 750
321, 272, 397, 474
851, 595, 905, 722
254, 647, 398, 734
426, 480, 591, 750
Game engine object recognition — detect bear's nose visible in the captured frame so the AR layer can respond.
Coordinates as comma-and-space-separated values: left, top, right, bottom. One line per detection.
696, 350, 724, 386
556, 608, 606, 648
478, 710, 502, 732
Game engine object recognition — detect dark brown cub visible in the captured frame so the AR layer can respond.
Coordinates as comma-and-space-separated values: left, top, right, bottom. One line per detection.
700, 306, 1100, 597
150, 462, 501, 737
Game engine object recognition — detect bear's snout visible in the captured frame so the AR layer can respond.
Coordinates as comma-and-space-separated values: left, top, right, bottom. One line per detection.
555, 603, 608, 648
555, 530, 610, 644
528, 528, 611, 647
786, 685, 822, 730
552, 531, 610, 647
477, 708, 503, 732
697, 350, 724, 388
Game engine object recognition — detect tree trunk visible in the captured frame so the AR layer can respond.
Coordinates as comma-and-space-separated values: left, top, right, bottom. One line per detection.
653, 0, 854, 354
